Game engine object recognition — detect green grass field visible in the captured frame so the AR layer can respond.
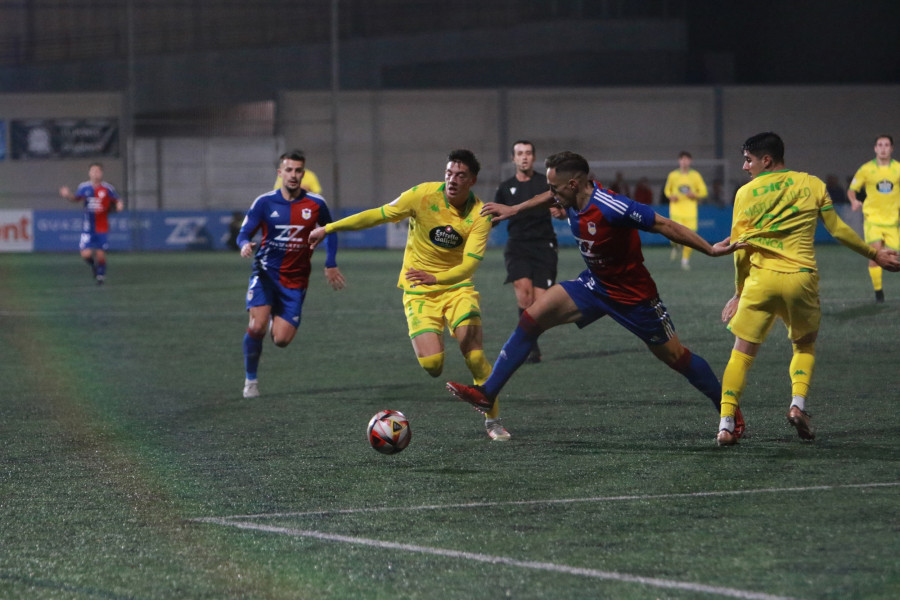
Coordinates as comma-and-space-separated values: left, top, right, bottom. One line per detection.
1, 245, 898, 599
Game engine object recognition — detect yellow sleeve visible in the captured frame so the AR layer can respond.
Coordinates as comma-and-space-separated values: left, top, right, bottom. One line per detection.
325, 197, 414, 233
663, 172, 677, 198
820, 206, 878, 260
433, 215, 491, 285
273, 176, 281, 191
848, 165, 866, 193
693, 171, 708, 200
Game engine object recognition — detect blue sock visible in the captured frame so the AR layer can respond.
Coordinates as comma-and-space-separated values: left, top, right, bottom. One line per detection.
243, 330, 264, 380
95, 260, 106, 277
670, 347, 722, 410
483, 312, 542, 398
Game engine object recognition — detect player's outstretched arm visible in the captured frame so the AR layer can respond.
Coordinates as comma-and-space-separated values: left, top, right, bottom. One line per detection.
650, 214, 742, 257
874, 247, 900, 272
481, 190, 556, 222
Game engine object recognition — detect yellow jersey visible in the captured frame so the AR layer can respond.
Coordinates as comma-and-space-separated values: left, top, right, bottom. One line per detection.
732, 169, 833, 273
325, 182, 492, 293
274, 169, 322, 195
849, 159, 900, 226
664, 169, 707, 219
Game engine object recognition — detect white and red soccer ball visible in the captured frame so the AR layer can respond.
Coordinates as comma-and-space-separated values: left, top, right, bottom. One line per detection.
367, 410, 411, 454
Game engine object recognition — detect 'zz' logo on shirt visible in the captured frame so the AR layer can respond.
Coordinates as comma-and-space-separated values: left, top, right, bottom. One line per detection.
273, 225, 307, 242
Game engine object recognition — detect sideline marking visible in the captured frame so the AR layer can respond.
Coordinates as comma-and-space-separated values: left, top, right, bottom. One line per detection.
204, 481, 899, 520
198, 518, 795, 600
193, 483, 897, 599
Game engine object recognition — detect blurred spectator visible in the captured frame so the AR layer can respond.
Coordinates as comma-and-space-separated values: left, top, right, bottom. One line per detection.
608, 171, 631, 197
633, 177, 654, 204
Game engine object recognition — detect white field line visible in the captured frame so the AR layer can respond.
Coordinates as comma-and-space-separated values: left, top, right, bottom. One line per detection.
192, 482, 898, 600
198, 518, 795, 600
202, 481, 899, 521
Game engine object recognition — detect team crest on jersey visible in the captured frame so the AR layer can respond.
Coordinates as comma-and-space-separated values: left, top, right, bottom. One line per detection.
429, 225, 463, 249
877, 179, 894, 194
587, 221, 597, 235
302, 208, 312, 220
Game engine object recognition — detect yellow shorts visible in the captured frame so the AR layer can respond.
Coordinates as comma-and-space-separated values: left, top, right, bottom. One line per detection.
669, 209, 698, 232
728, 267, 820, 343
863, 220, 899, 250
403, 285, 482, 339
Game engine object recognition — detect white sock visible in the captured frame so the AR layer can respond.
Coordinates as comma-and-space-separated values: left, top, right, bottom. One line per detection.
790, 395, 806, 412
719, 416, 735, 432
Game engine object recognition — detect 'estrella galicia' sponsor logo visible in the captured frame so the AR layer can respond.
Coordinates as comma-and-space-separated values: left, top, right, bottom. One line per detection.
429, 225, 463, 249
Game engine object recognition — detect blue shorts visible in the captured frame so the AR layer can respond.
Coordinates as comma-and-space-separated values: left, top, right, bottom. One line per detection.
79, 232, 109, 251
246, 270, 307, 329
559, 271, 676, 346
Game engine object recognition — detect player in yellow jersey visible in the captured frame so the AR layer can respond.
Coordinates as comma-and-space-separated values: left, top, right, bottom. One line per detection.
308, 150, 508, 441
664, 151, 708, 270
847, 134, 900, 303
272, 150, 322, 195
715, 132, 900, 446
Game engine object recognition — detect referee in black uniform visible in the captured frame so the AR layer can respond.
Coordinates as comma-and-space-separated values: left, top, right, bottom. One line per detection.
493, 140, 562, 363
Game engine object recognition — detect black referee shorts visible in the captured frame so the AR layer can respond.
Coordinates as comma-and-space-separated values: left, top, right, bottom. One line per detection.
504, 239, 558, 288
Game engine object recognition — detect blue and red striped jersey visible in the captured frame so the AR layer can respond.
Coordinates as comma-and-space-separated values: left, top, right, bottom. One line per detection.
237, 189, 338, 289
74, 181, 120, 234
566, 182, 659, 304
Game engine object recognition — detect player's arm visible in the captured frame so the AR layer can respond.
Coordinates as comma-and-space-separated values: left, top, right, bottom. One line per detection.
820, 206, 900, 270
649, 213, 740, 257
481, 190, 555, 222
317, 201, 346, 290
236, 203, 261, 257
847, 168, 865, 211
663, 173, 678, 202
694, 173, 708, 202
59, 186, 77, 202
405, 216, 491, 287
310, 196, 414, 248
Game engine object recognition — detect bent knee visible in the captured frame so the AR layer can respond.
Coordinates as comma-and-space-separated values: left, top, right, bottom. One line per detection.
417, 353, 444, 377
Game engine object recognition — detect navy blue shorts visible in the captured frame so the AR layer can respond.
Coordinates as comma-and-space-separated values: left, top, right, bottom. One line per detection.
559, 270, 676, 346
246, 270, 307, 329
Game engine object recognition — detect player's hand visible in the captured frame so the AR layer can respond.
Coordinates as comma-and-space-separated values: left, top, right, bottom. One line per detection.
240, 242, 256, 258
709, 236, 746, 257
722, 294, 740, 323
325, 267, 346, 290
850, 199, 862, 212
59, 186, 71, 199
875, 247, 900, 272
308, 226, 327, 249
480, 202, 516, 222
404, 268, 436, 287
549, 204, 566, 219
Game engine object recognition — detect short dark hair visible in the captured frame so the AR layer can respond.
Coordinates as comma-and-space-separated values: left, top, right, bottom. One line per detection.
279, 149, 306, 166
89, 162, 104, 170
742, 132, 784, 163
448, 149, 480, 176
876, 134, 894, 145
545, 151, 590, 176
511, 140, 535, 155
678, 150, 692, 159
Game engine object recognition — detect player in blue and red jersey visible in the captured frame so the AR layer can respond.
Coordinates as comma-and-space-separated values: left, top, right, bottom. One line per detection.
237, 150, 345, 399
59, 162, 124, 284
448, 151, 746, 437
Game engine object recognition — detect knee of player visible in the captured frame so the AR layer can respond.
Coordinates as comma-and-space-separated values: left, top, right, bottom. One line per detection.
418, 353, 444, 377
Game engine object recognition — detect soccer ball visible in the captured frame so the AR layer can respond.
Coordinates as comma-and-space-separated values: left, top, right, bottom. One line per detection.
367, 410, 411, 454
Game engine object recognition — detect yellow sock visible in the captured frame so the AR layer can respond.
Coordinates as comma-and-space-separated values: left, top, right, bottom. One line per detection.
721, 349, 754, 418
464, 350, 492, 386
868, 265, 883, 291
464, 350, 498, 418
417, 353, 443, 378
682, 246, 693, 261
789, 342, 815, 398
